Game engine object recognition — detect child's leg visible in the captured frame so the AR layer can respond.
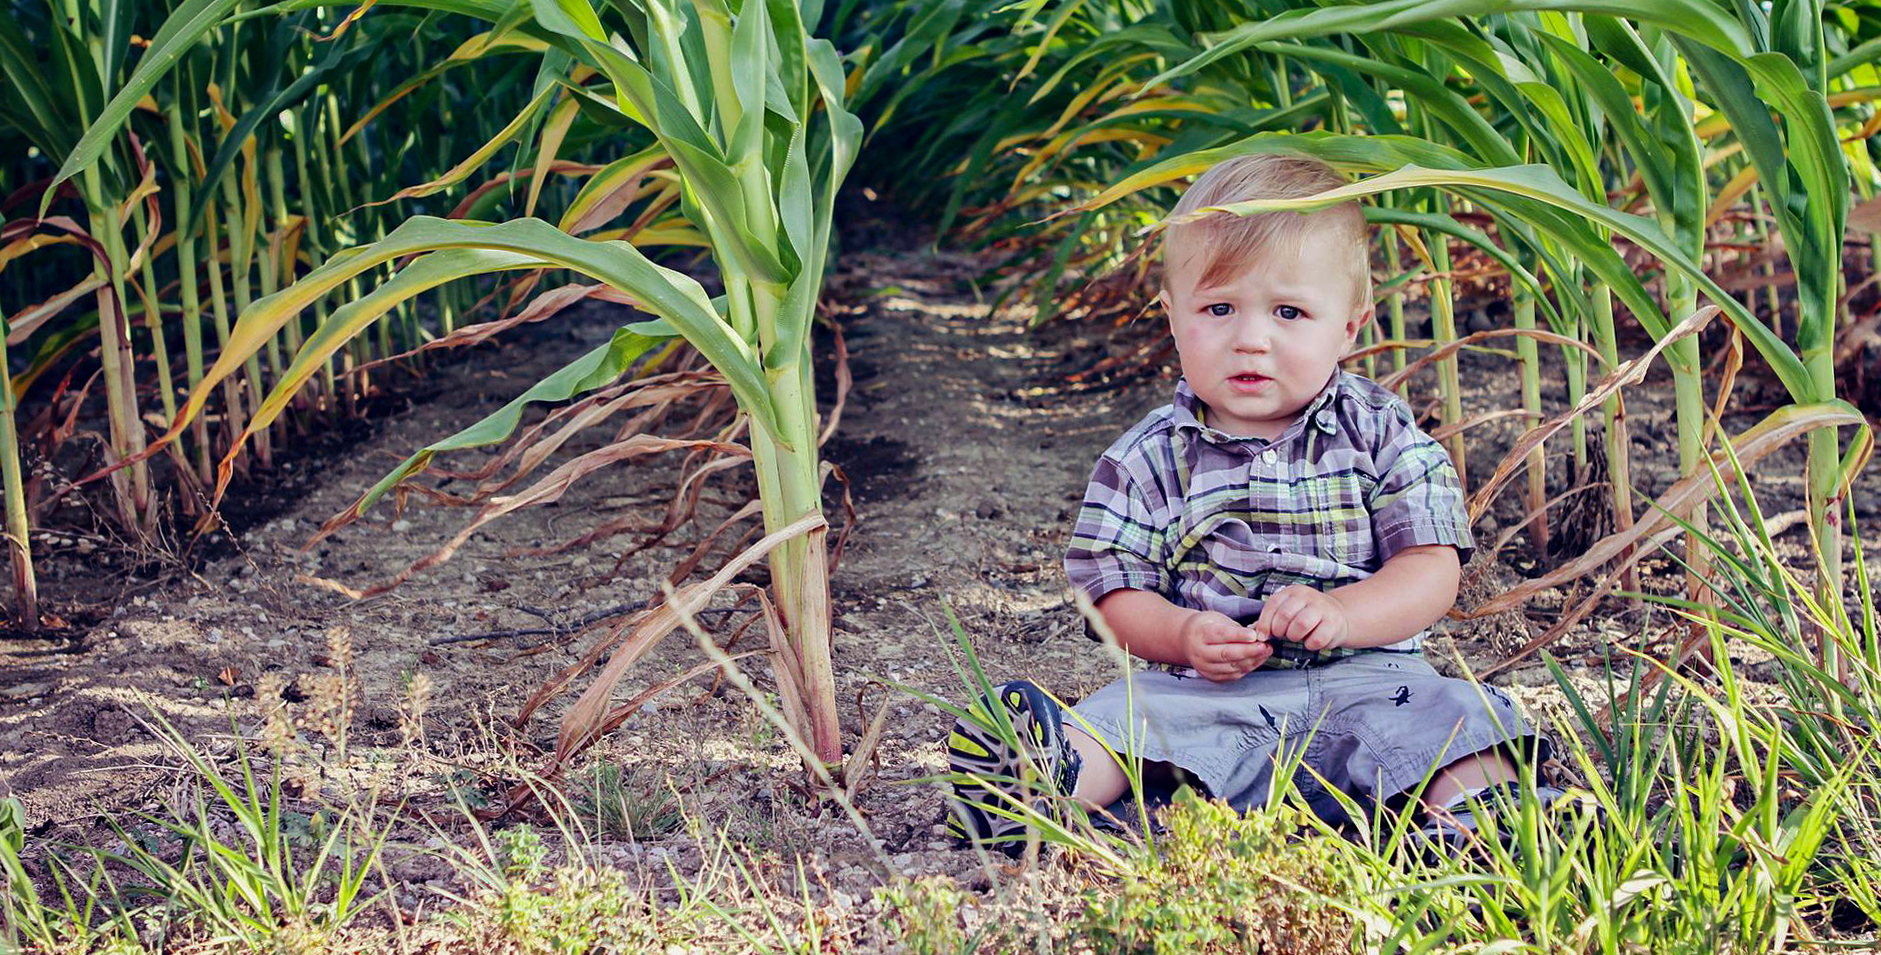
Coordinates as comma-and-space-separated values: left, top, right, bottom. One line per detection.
1066, 726, 1128, 808
1418, 748, 1520, 810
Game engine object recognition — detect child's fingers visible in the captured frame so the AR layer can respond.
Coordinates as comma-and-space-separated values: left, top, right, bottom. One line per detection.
1201, 617, 1264, 646
1283, 605, 1323, 642
1220, 640, 1266, 663
1304, 632, 1330, 651
1261, 589, 1303, 641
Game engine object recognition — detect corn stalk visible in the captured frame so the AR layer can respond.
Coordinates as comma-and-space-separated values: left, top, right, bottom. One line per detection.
118, 0, 860, 765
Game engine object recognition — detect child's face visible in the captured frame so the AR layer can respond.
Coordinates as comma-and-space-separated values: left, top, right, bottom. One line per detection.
1159, 224, 1369, 441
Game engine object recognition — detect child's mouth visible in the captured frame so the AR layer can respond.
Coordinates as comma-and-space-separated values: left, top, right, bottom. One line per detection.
1228, 373, 1272, 393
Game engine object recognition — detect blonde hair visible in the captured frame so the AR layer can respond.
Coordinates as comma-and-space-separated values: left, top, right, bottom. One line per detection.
1164, 153, 1372, 309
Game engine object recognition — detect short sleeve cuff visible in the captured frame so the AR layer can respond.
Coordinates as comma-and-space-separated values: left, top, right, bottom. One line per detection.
1374, 518, 1475, 566
1066, 569, 1172, 607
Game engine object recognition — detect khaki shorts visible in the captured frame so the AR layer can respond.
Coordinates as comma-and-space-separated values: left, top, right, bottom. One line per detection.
1070, 651, 1546, 824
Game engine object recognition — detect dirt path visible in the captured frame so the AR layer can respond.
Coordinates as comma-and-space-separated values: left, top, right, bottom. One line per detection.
5, 207, 1879, 901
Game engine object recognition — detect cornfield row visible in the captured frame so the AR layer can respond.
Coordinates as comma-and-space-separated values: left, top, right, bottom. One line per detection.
3, 0, 1879, 768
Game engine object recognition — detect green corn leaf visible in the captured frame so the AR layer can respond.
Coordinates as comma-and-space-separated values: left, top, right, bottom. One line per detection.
45, 0, 251, 214
1012, 0, 1090, 88
358, 324, 674, 513
728, 0, 773, 164
558, 144, 671, 233
1827, 34, 1881, 77
765, 0, 812, 121
532, 0, 607, 41
0, 15, 77, 161
1534, 32, 1682, 209
538, 17, 793, 288
1364, 207, 1568, 331
168, 216, 777, 452
99, 0, 136, 95
363, 84, 560, 210
1150, 0, 1754, 93
245, 249, 547, 439
185, 30, 381, 236
1679, 41, 1846, 357
1256, 40, 1521, 166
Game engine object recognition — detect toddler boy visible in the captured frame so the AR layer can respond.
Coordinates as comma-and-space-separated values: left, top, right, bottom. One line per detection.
946, 153, 1557, 854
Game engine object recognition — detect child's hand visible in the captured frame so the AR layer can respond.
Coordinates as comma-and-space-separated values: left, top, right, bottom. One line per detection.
1253, 585, 1352, 652
1179, 610, 1272, 682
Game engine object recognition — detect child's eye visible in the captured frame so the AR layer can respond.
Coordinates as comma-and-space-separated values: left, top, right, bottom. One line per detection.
1206, 303, 1234, 317
1276, 304, 1304, 320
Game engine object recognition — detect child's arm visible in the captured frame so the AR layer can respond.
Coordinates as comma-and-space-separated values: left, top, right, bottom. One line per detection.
1254, 543, 1461, 651
1095, 589, 1274, 681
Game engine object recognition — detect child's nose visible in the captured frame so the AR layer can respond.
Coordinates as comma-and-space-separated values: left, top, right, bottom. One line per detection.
1232, 315, 1273, 352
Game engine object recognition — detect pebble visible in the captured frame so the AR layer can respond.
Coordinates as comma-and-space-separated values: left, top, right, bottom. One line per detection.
0, 681, 52, 701
392, 519, 413, 533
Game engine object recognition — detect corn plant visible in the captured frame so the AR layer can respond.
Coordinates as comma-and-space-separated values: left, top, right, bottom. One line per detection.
112, 0, 861, 766
3, 0, 680, 626
1, 0, 161, 537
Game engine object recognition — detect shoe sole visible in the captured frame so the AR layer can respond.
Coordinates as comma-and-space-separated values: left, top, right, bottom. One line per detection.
945, 682, 1071, 855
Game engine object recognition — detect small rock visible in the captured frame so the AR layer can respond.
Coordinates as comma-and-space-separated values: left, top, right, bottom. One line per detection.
0, 681, 53, 701
975, 499, 1005, 520
391, 519, 413, 533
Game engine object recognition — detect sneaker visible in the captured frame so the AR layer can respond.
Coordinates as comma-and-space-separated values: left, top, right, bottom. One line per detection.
1416, 780, 1577, 861
945, 680, 1082, 856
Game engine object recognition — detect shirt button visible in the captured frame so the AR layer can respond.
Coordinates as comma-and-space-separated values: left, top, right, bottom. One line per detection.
1316, 411, 1335, 431
1262, 449, 1278, 464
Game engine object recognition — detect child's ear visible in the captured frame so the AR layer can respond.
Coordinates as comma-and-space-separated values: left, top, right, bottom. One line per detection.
1344, 300, 1373, 344
1157, 289, 1174, 325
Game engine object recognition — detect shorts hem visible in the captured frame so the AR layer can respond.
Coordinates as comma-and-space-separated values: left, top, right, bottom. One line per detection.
1371, 729, 1554, 798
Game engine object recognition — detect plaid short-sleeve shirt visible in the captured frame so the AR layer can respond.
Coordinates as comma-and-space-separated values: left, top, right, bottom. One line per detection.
1064, 371, 1474, 669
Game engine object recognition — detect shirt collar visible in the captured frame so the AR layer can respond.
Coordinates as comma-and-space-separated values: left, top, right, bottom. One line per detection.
1172, 372, 1344, 445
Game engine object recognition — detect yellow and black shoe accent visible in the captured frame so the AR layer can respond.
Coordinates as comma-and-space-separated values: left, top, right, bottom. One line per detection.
944, 680, 1081, 856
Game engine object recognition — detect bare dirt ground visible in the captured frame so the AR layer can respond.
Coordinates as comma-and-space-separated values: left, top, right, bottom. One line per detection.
5, 204, 1879, 916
